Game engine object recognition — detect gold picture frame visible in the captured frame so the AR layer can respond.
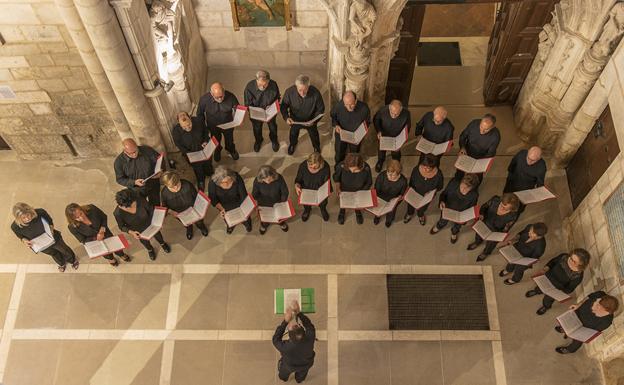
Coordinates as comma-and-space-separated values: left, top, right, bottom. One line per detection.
230, 0, 292, 31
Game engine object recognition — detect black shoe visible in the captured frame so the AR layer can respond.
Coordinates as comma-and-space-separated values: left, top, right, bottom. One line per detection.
525, 289, 539, 298
385, 220, 392, 228
373, 217, 380, 225
272, 142, 280, 152
280, 223, 289, 232
71, 260, 80, 270
230, 150, 239, 160
356, 212, 364, 225
214, 150, 221, 162
160, 242, 171, 253
226, 226, 234, 234
555, 325, 564, 334
58, 265, 66, 273
338, 212, 345, 225
254, 141, 262, 152
429, 226, 440, 235
375, 162, 383, 173
288, 145, 295, 155
536, 306, 549, 315
302, 210, 311, 222
200, 226, 208, 236
450, 234, 458, 244
403, 214, 413, 224
259, 225, 268, 235
244, 221, 252, 232
503, 279, 517, 285
499, 269, 509, 277
186, 227, 193, 240
418, 216, 426, 226
555, 347, 571, 354
148, 250, 157, 261
109, 258, 119, 267
321, 208, 330, 222
476, 254, 487, 262
120, 254, 132, 262
467, 242, 480, 250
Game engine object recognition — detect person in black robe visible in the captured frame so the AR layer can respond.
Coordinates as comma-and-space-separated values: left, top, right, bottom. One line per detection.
330, 91, 371, 166
252, 165, 290, 234
554, 291, 619, 354
373, 159, 407, 227
161, 171, 209, 240
503, 146, 546, 208
404, 154, 444, 226
525, 249, 590, 315
456, 114, 501, 181
171, 111, 213, 191
333, 152, 373, 225
208, 166, 252, 234
281, 74, 325, 155
244, 70, 281, 152
414, 106, 455, 146
11, 202, 78, 272
272, 301, 316, 382
114, 189, 171, 261
197, 82, 241, 161
468, 193, 520, 262
430, 173, 479, 244
374, 100, 411, 172
295, 152, 332, 222
499, 222, 547, 285
66, 203, 132, 267
113, 138, 162, 206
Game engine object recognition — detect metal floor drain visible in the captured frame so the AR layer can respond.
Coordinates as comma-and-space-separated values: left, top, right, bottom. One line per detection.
387, 274, 489, 330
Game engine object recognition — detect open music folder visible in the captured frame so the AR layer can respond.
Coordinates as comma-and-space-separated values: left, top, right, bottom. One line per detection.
140, 206, 167, 240
224, 194, 257, 227
186, 137, 219, 163
403, 188, 436, 209
249, 100, 279, 122
144, 153, 164, 181
274, 288, 316, 314
30, 218, 55, 253
217, 105, 248, 129
365, 196, 401, 217
379, 126, 408, 151
84, 235, 129, 259
176, 191, 211, 226
454, 155, 494, 173
339, 189, 378, 209
472, 220, 508, 242
532, 274, 571, 302
441, 205, 479, 224
292, 113, 324, 127
416, 137, 452, 156
339, 121, 368, 145
258, 200, 295, 223
513, 186, 556, 204
298, 179, 331, 206
556, 310, 601, 343
498, 245, 538, 266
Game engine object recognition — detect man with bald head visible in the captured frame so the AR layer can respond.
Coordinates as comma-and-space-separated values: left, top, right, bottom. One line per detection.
504, 146, 546, 194
244, 70, 281, 152
373, 99, 411, 172
456, 113, 501, 181
113, 138, 162, 205
197, 82, 240, 161
414, 106, 455, 147
330, 91, 371, 165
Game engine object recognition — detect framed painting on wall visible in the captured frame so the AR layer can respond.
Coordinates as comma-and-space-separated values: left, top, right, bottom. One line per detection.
229, 0, 292, 31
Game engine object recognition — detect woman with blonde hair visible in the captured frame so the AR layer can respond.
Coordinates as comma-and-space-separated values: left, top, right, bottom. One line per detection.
161, 171, 209, 240
11, 202, 79, 272
66, 203, 131, 267
294, 152, 331, 222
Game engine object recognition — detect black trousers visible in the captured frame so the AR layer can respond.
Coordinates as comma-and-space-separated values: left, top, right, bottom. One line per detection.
406, 202, 432, 218
252, 118, 278, 144
278, 359, 312, 383
532, 286, 556, 308
290, 124, 320, 150
100, 228, 126, 261
377, 149, 401, 164
302, 200, 328, 215
42, 237, 76, 266
473, 234, 498, 255
139, 231, 165, 251
227, 217, 252, 231
185, 220, 208, 232
138, 179, 161, 206
505, 263, 530, 282
189, 160, 213, 190
209, 126, 236, 153
334, 132, 361, 165
435, 215, 463, 234
562, 339, 583, 352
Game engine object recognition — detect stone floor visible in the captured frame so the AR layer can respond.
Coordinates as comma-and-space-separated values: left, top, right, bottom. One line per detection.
0, 65, 606, 385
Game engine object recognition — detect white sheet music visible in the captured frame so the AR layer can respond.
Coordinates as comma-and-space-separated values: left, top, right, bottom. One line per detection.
249, 101, 279, 122
403, 188, 436, 209
499, 245, 538, 266
416, 138, 452, 155
30, 219, 55, 253
140, 207, 167, 239
224, 195, 256, 227
379, 126, 408, 151
145, 153, 164, 180
217, 106, 247, 129
258, 200, 294, 223
533, 275, 570, 302
513, 186, 556, 204
299, 180, 330, 206
454, 155, 493, 173
556, 310, 600, 343
186, 137, 218, 163
292, 114, 324, 127
339, 190, 376, 209
441, 206, 477, 223
365, 196, 400, 217
472, 220, 507, 242
339, 122, 367, 145
84, 235, 127, 258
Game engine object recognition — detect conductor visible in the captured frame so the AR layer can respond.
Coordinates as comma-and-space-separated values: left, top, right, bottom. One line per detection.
272, 301, 316, 383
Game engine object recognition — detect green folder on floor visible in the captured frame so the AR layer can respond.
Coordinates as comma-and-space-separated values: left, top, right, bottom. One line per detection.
274, 288, 315, 314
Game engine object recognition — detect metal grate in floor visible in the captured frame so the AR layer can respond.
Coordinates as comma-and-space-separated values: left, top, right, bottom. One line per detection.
387, 274, 489, 330
417, 42, 462, 66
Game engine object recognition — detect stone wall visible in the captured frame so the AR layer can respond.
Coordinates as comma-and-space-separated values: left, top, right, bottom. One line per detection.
194, 0, 328, 69
0, 0, 119, 160
560, 37, 624, 367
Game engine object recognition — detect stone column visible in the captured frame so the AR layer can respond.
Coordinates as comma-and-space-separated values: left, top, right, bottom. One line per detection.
319, 0, 349, 105
109, 0, 176, 151
54, 0, 134, 142
73, 0, 165, 150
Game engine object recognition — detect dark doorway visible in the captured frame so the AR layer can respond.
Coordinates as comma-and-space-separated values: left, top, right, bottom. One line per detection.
566, 105, 620, 209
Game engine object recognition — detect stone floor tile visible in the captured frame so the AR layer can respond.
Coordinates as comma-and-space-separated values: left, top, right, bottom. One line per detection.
115, 273, 170, 329
4, 340, 61, 385
177, 274, 230, 330
171, 341, 226, 385
440, 341, 496, 385
338, 275, 389, 330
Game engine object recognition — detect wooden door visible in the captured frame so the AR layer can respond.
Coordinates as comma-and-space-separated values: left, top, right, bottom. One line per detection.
384, 4, 425, 106
483, 0, 558, 105
566, 105, 620, 209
